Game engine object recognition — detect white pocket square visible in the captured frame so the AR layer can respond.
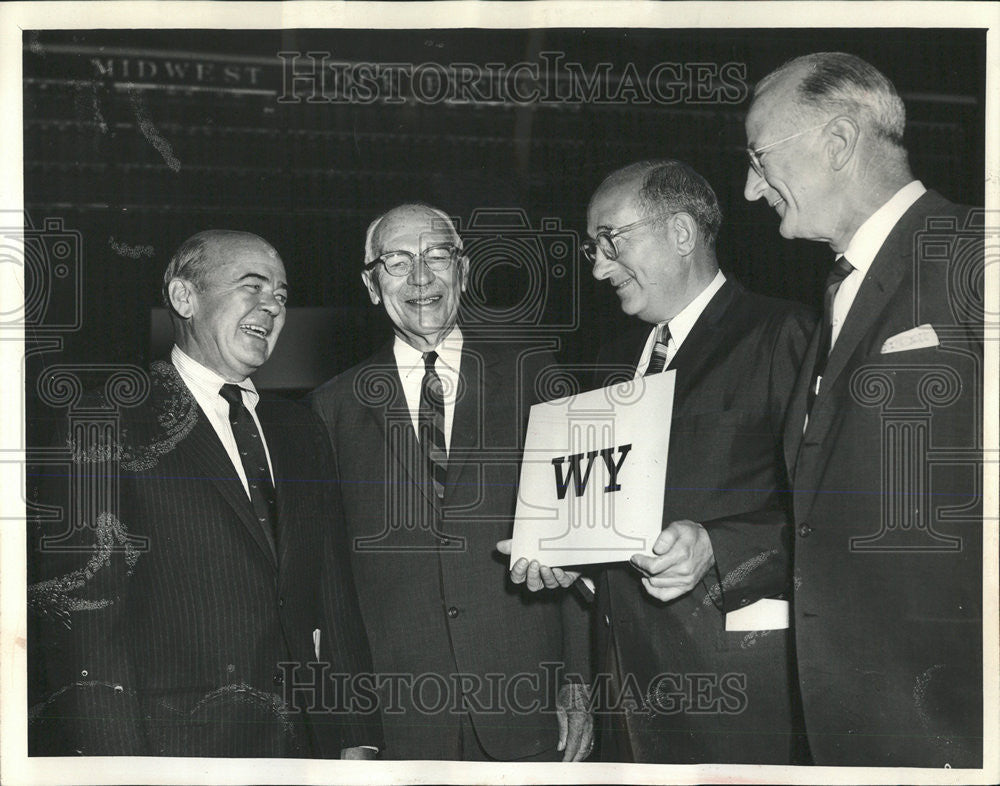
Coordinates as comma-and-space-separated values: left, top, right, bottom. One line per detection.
313, 628, 321, 660
881, 324, 939, 354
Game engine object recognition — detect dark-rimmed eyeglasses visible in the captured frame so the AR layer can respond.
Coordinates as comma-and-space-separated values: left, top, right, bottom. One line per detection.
364, 244, 460, 277
581, 212, 676, 263
746, 120, 830, 177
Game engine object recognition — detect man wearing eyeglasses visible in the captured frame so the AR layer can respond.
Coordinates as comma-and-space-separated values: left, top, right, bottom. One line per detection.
744, 53, 983, 768
502, 160, 814, 764
309, 203, 592, 762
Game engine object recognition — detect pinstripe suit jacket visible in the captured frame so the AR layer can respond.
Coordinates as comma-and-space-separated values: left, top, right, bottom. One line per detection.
29, 359, 381, 757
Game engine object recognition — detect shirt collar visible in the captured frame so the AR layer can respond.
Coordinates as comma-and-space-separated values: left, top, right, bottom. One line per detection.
842, 180, 926, 275
658, 269, 726, 349
171, 344, 259, 405
393, 325, 464, 381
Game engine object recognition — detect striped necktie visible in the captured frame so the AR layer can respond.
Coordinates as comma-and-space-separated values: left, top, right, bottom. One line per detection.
645, 323, 672, 376
807, 255, 855, 414
219, 383, 278, 549
419, 351, 448, 499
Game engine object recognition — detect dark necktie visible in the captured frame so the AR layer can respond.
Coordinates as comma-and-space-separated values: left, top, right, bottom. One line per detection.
219, 383, 278, 549
806, 255, 855, 414
645, 323, 672, 375
419, 351, 448, 499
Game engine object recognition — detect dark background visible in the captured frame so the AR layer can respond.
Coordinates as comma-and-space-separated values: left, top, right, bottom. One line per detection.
20, 27, 986, 405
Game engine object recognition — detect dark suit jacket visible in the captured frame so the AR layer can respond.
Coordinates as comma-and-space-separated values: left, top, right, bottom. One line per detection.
594, 278, 814, 764
29, 360, 380, 757
784, 190, 983, 767
309, 339, 590, 761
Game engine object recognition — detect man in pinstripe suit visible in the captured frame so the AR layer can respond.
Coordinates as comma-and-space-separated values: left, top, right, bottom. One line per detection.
29, 230, 381, 758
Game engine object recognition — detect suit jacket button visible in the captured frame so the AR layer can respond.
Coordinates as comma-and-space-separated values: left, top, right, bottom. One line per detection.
277, 596, 285, 608
273, 671, 284, 685
740, 597, 750, 605
447, 606, 459, 619
603, 614, 611, 627
798, 524, 813, 537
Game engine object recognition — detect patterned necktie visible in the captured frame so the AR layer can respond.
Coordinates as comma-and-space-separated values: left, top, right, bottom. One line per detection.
219, 383, 278, 549
419, 351, 448, 499
644, 323, 672, 376
807, 255, 855, 414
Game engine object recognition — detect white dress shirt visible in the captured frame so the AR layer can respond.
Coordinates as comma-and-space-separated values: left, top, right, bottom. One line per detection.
831, 180, 926, 349
393, 326, 464, 452
171, 345, 275, 498
634, 270, 726, 377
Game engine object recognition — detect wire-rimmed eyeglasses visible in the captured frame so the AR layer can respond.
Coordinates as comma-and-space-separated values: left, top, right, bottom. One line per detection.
364, 244, 460, 277
746, 120, 830, 177
581, 212, 676, 263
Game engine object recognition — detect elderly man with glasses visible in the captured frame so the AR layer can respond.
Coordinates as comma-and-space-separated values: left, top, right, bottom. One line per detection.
502, 160, 815, 764
309, 203, 592, 762
744, 52, 983, 768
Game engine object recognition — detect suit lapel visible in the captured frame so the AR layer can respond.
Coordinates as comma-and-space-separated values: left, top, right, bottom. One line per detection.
256, 400, 295, 572
792, 191, 941, 514
357, 341, 437, 508
666, 279, 739, 380
163, 368, 278, 567
446, 342, 498, 499
783, 330, 818, 478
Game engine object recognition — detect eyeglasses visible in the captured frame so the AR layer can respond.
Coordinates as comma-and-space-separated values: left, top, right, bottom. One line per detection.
364, 244, 460, 277
581, 212, 676, 263
746, 120, 830, 177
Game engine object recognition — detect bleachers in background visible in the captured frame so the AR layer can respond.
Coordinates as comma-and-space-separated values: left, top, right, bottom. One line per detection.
20, 29, 986, 388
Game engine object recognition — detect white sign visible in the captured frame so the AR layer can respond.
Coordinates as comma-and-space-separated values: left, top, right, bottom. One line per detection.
510, 371, 675, 567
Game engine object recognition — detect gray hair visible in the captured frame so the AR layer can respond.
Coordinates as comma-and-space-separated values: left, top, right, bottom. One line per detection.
363, 203, 463, 266
756, 52, 906, 146
596, 159, 723, 247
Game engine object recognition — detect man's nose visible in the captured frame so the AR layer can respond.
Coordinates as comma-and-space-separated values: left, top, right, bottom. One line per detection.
744, 166, 768, 202
591, 252, 615, 281
259, 290, 283, 315
407, 256, 434, 286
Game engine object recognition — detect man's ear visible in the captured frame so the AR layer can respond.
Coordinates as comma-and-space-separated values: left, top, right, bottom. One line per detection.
167, 278, 196, 318
362, 269, 381, 305
458, 254, 470, 292
826, 116, 859, 171
670, 213, 698, 257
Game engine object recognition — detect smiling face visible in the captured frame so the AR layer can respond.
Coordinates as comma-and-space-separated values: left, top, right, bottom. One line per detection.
586, 179, 691, 324
170, 234, 287, 382
743, 71, 841, 248
362, 205, 468, 351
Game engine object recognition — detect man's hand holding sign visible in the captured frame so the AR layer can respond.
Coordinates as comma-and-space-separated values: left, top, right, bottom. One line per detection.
629, 519, 715, 602
505, 370, 677, 577
499, 520, 715, 601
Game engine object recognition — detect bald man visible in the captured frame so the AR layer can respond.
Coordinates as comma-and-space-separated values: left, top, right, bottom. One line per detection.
30, 230, 380, 758
309, 204, 592, 761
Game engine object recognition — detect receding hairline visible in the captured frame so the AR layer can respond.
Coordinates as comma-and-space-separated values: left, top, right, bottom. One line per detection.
162, 230, 282, 308
196, 229, 278, 258
588, 165, 651, 216
365, 202, 462, 263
